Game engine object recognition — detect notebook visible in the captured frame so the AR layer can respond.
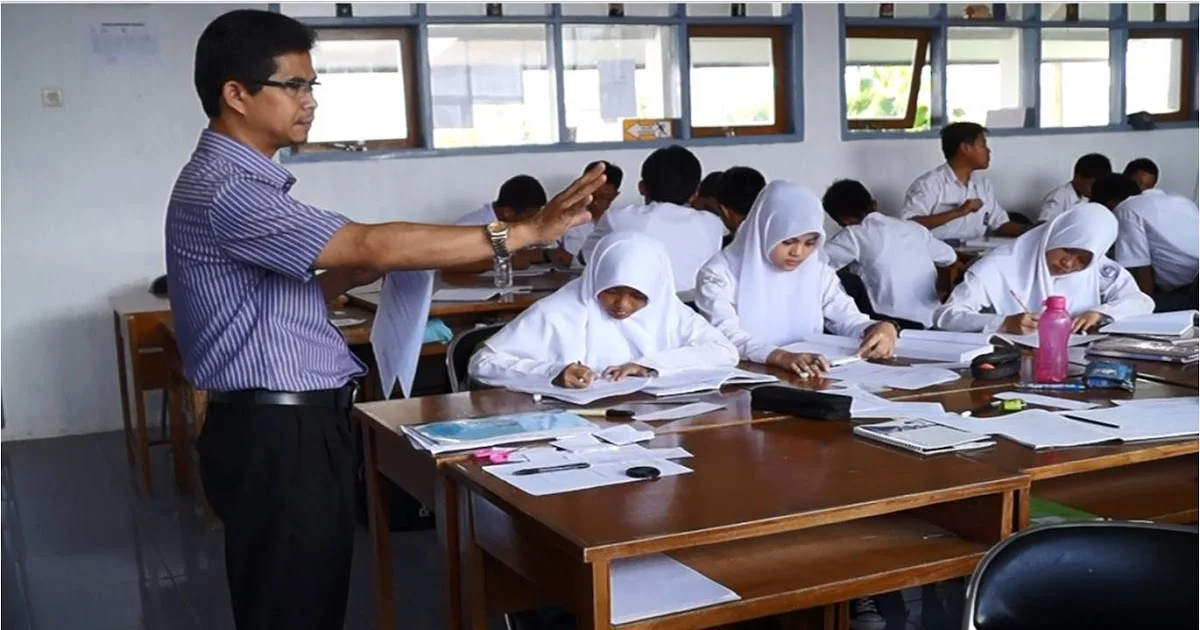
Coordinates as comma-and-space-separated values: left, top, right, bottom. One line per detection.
1085, 337, 1200, 364
1100, 310, 1199, 337
403, 411, 599, 454
640, 368, 778, 397
853, 418, 994, 455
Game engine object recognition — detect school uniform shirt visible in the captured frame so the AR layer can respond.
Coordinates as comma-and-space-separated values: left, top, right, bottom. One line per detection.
1112, 190, 1200, 292
933, 203, 1154, 332
580, 202, 725, 293
824, 213, 957, 327
899, 163, 1009, 241
559, 220, 594, 256
468, 231, 739, 384
695, 181, 874, 364
454, 204, 497, 226
1037, 181, 1085, 224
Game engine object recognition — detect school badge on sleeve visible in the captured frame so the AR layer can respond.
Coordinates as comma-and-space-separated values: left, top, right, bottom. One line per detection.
1099, 263, 1119, 281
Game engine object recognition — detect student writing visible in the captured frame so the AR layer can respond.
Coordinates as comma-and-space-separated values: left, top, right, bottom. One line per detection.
581, 146, 726, 293
823, 179, 957, 329
932, 203, 1154, 334
695, 181, 899, 378
1037, 152, 1112, 224
469, 232, 739, 389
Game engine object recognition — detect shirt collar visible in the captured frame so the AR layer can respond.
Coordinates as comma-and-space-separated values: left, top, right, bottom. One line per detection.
195, 129, 294, 191
937, 162, 973, 189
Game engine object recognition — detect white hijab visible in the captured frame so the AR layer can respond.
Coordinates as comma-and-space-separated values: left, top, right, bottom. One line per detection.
481, 231, 696, 369
970, 203, 1118, 315
719, 180, 826, 347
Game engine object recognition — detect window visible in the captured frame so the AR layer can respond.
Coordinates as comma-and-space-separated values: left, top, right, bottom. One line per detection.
560, 25, 680, 143
1129, 2, 1192, 22
1039, 28, 1110, 128
300, 28, 419, 153
426, 25, 557, 149
947, 28, 1024, 127
844, 3, 935, 18
688, 25, 791, 137
1126, 30, 1195, 122
844, 27, 931, 130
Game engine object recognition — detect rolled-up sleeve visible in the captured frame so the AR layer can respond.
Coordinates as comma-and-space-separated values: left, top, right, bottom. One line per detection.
209, 176, 350, 282
899, 179, 937, 220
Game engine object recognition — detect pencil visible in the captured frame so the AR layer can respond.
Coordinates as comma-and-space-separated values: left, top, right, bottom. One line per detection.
1008, 290, 1033, 314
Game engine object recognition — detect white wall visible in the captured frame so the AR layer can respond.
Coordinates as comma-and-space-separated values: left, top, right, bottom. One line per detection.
2, 3, 1197, 440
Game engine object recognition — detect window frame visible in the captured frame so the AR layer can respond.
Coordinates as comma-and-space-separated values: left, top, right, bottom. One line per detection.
294, 27, 422, 154
274, 3, 805, 163
1126, 28, 1195, 123
686, 24, 792, 138
843, 26, 932, 130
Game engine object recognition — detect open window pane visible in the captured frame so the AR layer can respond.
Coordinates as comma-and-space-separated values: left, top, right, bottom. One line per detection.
302, 29, 417, 152
844, 29, 932, 130
844, 3, 935, 18
1126, 33, 1192, 120
1129, 2, 1192, 21
947, 27, 1023, 126
1039, 28, 1110, 128
561, 25, 680, 143
427, 25, 557, 149
1041, 3, 1111, 20
688, 27, 787, 135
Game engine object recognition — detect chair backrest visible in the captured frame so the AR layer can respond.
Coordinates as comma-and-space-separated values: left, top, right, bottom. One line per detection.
445, 324, 505, 393
964, 521, 1199, 630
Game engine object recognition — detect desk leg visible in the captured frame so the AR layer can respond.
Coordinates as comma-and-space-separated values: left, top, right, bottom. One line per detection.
364, 425, 397, 630
573, 561, 611, 630
166, 370, 191, 491
114, 313, 135, 467
461, 490, 489, 630
1014, 487, 1031, 531
436, 475, 465, 630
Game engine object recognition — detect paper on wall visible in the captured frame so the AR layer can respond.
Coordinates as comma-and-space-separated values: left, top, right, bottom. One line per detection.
598, 59, 638, 122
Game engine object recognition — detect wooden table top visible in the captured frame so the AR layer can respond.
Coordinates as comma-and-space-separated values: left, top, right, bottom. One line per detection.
446, 420, 1027, 562
348, 270, 578, 318
1126, 359, 1199, 390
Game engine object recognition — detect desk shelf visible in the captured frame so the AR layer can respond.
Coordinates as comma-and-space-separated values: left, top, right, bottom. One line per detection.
1033, 454, 1199, 524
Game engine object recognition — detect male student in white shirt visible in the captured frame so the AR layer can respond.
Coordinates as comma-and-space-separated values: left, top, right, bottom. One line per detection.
1037, 152, 1112, 224
1123, 157, 1160, 192
823, 179, 958, 329
449, 174, 550, 271
581, 145, 725, 293
1091, 173, 1200, 312
899, 122, 1028, 242
557, 160, 623, 263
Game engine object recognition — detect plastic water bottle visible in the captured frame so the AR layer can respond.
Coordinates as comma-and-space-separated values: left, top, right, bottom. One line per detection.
492, 256, 513, 289
1034, 295, 1072, 383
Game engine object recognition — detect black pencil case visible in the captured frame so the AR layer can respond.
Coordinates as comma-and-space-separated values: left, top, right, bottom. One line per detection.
970, 348, 1022, 380
750, 386, 853, 420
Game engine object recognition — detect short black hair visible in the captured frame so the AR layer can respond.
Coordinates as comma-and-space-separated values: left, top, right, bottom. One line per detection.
1123, 157, 1160, 182
1089, 173, 1142, 209
716, 167, 767, 218
939, 122, 988, 161
699, 171, 725, 198
495, 175, 547, 212
584, 161, 623, 189
641, 145, 702, 205
194, 10, 316, 118
822, 179, 875, 223
1073, 153, 1113, 180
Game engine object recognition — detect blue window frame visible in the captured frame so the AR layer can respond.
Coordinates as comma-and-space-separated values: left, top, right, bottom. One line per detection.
269, 3, 804, 163
838, 2, 1199, 139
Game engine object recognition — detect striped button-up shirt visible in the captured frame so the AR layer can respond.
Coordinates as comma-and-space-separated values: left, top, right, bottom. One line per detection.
165, 130, 365, 392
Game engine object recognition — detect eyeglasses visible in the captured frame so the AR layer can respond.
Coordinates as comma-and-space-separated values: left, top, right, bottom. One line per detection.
254, 78, 320, 95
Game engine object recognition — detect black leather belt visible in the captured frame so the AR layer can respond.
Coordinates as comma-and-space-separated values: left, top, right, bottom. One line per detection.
209, 382, 359, 409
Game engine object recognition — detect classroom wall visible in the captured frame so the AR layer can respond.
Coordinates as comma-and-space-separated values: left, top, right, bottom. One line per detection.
2, 2, 1196, 441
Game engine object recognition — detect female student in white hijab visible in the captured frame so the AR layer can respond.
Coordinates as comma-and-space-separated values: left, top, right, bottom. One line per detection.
932, 203, 1154, 333
694, 180, 899, 378
468, 231, 739, 389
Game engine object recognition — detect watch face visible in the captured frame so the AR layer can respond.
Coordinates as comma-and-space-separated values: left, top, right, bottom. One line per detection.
486, 221, 507, 236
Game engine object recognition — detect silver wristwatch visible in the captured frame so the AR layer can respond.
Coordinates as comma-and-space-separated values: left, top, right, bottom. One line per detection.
484, 220, 511, 258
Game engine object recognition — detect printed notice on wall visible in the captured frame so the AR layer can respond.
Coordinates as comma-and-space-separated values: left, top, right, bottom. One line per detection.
87, 21, 162, 66
598, 59, 637, 122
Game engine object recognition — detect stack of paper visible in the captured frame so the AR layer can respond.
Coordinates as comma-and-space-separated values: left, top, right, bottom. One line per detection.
1100, 310, 1198, 337
825, 362, 961, 391
611, 555, 741, 624
854, 418, 995, 455
482, 445, 693, 496
962, 237, 1015, 250
633, 402, 727, 422
502, 376, 651, 405
641, 368, 778, 397
927, 410, 1121, 449
789, 333, 992, 363
1064, 398, 1200, 442
402, 411, 599, 454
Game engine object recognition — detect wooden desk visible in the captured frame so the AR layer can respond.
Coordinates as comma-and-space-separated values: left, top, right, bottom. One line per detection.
110, 292, 172, 495
910, 383, 1199, 527
347, 270, 577, 319
448, 421, 1027, 629
1126, 359, 1199, 390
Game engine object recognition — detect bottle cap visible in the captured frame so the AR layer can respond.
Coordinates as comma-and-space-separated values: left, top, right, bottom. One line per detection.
1044, 295, 1067, 310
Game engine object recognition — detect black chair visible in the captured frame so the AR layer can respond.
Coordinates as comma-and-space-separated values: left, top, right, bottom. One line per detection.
445, 324, 505, 392
963, 521, 1199, 630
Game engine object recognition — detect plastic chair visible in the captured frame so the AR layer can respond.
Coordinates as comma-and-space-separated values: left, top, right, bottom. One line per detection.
445, 324, 505, 393
963, 520, 1198, 630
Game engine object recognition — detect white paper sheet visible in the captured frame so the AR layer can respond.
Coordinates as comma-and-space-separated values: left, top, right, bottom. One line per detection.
788, 333, 991, 363
370, 270, 434, 398
927, 409, 1120, 449
640, 368, 776, 397
596, 424, 655, 446
1100, 310, 1199, 336
87, 20, 162, 66
900, 330, 995, 346
484, 450, 692, 496
504, 376, 651, 405
610, 554, 741, 624
1064, 400, 1200, 442
550, 434, 616, 453
432, 287, 530, 302
826, 362, 960, 391
1113, 396, 1200, 407
598, 58, 638, 122
994, 391, 1100, 411
997, 333, 1106, 348
634, 402, 726, 422
962, 237, 1016, 249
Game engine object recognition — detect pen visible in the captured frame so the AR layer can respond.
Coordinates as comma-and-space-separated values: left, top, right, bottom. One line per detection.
511, 462, 591, 476
1016, 382, 1086, 392
1008, 290, 1033, 315
1062, 415, 1119, 429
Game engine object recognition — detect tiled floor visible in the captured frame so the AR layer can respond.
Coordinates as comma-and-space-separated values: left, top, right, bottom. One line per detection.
2, 431, 938, 630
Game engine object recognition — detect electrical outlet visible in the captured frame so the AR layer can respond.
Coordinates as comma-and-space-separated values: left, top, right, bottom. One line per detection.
42, 88, 63, 108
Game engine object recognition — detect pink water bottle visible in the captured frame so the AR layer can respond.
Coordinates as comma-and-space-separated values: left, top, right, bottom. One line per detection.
1035, 295, 1072, 383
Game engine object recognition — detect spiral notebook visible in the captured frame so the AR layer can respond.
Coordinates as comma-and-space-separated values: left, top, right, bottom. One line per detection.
853, 418, 994, 455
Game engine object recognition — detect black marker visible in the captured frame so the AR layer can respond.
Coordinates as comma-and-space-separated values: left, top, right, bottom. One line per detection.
511, 462, 590, 476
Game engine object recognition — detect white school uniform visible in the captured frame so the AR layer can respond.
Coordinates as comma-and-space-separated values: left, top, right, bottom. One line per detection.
580, 202, 725, 293
933, 203, 1154, 332
1112, 190, 1200, 292
695, 181, 874, 363
899, 163, 1009, 241
824, 213, 957, 327
455, 204, 497, 226
1037, 181, 1086, 224
468, 231, 739, 384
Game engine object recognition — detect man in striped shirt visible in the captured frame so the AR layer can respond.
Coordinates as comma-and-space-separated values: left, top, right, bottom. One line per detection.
167, 10, 604, 629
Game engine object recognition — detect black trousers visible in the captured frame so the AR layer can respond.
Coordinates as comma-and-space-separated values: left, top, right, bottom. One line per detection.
1152, 278, 1199, 313
198, 399, 356, 630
